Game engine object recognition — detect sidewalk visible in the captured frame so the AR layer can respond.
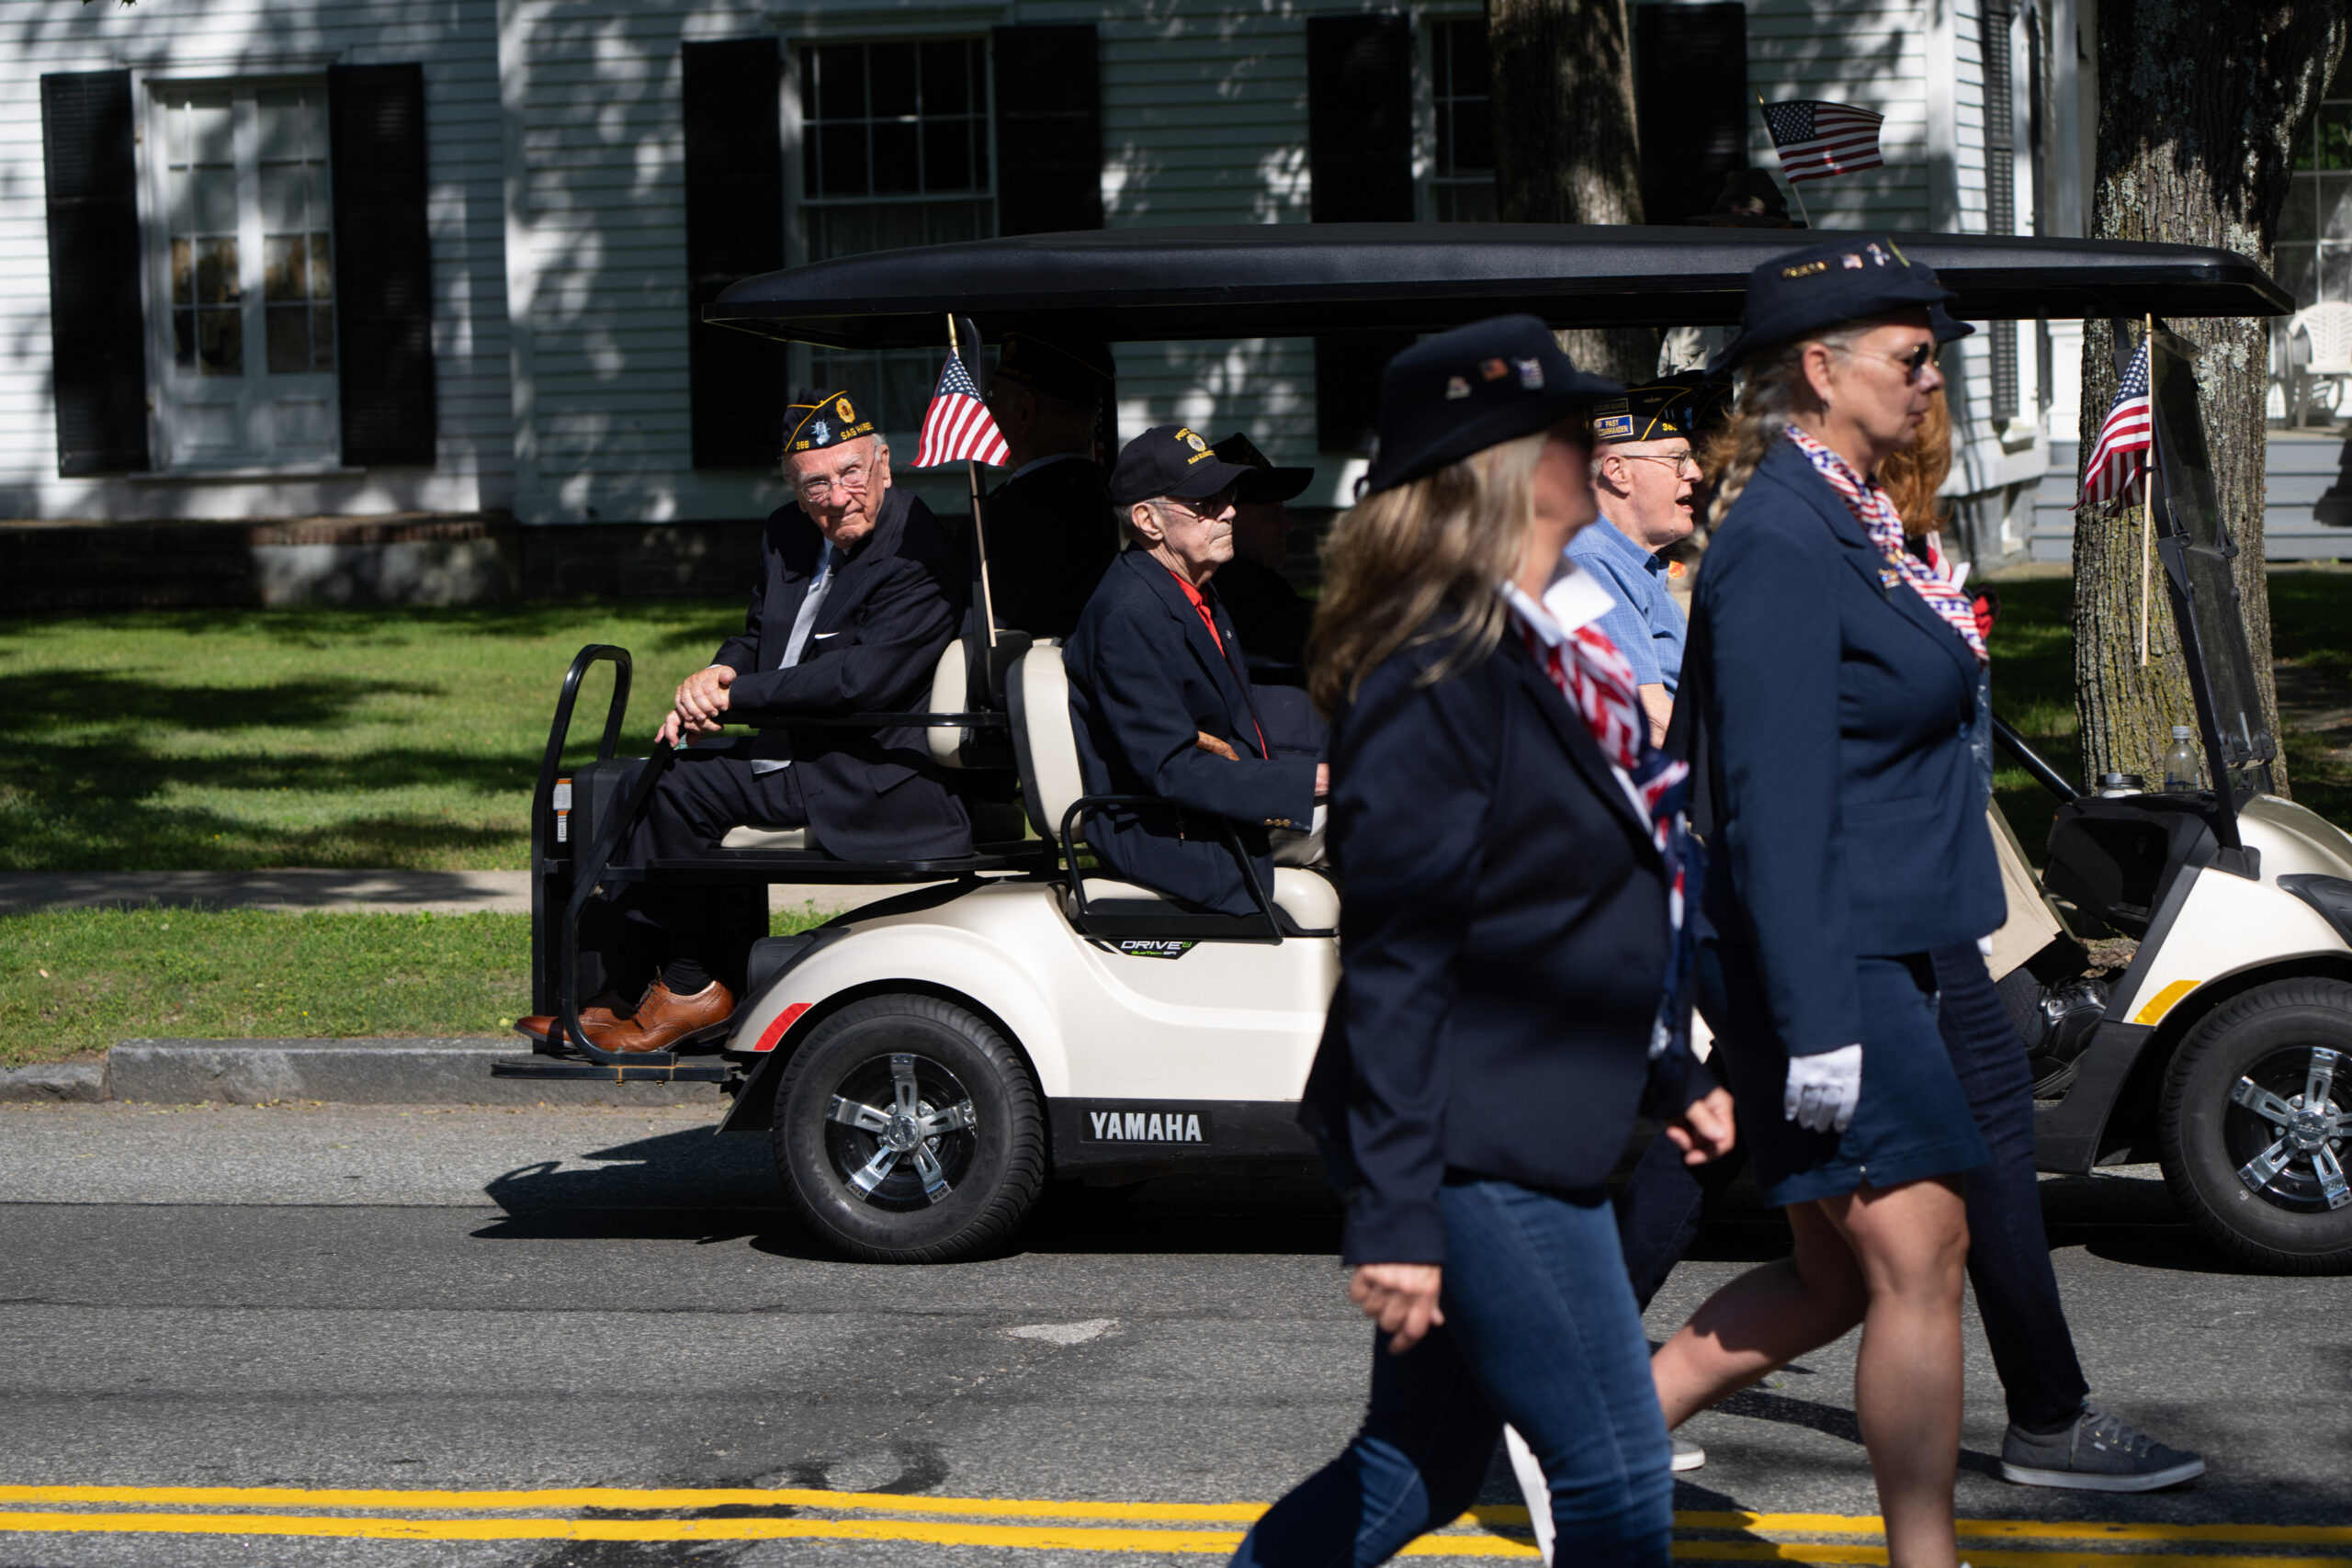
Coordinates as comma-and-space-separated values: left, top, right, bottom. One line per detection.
0, 870, 912, 919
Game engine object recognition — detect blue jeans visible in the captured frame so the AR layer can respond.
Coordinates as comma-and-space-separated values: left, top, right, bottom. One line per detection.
1231, 1179, 1672, 1568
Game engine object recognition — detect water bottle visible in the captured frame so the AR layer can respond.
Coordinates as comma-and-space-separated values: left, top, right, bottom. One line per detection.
2162, 726, 2203, 793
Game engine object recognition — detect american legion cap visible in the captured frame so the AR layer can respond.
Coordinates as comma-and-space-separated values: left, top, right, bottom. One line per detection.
1110, 424, 1260, 508
1708, 235, 1971, 376
1363, 314, 1621, 496
1588, 373, 1732, 446
785, 388, 875, 455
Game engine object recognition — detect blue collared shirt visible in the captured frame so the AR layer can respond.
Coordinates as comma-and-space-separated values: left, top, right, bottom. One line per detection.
1564, 513, 1687, 694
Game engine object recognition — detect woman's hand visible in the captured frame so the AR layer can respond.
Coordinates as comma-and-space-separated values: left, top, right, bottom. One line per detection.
1665, 1086, 1736, 1165
1349, 1263, 1443, 1355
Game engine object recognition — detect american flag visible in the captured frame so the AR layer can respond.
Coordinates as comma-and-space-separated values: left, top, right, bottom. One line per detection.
2078, 339, 2154, 508
911, 350, 1009, 468
1760, 99, 1886, 184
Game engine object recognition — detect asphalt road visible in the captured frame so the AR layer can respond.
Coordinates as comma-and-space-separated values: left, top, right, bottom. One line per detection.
0, 1098, 2345, 1567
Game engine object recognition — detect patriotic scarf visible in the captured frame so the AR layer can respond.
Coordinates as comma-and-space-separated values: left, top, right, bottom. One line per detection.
1785, 426, 1988, 667
1503, 578, 1702, 1067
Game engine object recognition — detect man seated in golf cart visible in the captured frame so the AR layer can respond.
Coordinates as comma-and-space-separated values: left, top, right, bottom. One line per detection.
1062, 425, 1326, 917
517, 388, 972, 1055
971, 330, 1121, 640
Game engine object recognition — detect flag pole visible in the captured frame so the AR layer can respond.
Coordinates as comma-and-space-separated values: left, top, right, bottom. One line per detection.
1758, 93, 1815, 229
946, 313, 1000, 655
2138, 314, 2154, 668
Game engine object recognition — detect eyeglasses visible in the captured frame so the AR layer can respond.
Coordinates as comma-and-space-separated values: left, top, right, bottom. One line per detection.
1157, 491, 1237, 523
1614, 451, 1702, 477
796, 462, 870, 503
1836, 342, 1939, 383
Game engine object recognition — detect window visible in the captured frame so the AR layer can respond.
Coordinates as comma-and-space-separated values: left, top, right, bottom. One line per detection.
2277, 99, 2352, 311
1429, 19, 1495, 222
148, 82, 339, 468
797, 40, 994, 434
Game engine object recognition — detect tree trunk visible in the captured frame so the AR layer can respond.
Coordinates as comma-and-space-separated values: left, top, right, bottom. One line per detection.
1487, 0, 1657, 380
2075, 2, 2348, 793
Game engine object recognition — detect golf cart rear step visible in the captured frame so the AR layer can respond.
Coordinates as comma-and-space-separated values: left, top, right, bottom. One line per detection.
490, 1055, 730, 1084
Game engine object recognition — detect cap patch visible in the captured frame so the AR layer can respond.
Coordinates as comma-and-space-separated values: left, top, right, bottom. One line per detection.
1593, 398, 1630, 417
1176, 426, 1216, 464
1480, 357, 1510, 381
1841, 253, 1865, 269
1593, 414, 1634, 442
1783, 259, 1829, 278
1515, 357, 1544, 389
1445, 376, 1472, 400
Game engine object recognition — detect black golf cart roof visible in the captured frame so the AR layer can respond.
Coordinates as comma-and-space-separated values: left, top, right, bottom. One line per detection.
707, 223, 2290, 350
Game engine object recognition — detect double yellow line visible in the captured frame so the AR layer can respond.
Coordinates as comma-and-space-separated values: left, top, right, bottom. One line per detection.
1, 1484, 2347, 1562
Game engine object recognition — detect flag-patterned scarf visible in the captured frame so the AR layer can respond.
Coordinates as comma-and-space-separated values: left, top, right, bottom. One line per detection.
1785, 426, 1988, 667
1506, 590, 1701, 1066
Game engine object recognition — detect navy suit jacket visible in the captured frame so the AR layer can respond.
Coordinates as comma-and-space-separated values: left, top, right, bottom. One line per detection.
1300, 626, 1675, 1266
1063, 549, 1318, 916
711, 487, 973, 863
1692, 436, 2003, 1059
970, 457, 1118, 640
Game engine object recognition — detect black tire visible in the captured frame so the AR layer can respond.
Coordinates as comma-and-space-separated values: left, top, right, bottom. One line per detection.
2157, 976, 2352, 1274
772, 993, 1046, 1263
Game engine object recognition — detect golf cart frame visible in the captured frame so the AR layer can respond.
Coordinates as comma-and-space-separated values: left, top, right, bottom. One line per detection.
502, 221, 2352, 1269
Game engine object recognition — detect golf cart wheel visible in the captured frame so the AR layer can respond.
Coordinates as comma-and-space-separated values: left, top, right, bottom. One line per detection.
2158, 977, 2352, 1274
774, 993, 1046, 1263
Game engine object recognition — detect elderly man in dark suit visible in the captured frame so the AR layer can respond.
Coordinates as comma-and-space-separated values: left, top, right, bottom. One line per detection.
519, 388, 970, 1055
1062, 425, 1325, 918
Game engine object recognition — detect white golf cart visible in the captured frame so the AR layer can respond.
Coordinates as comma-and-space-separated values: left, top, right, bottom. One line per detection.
493, 224, 2352, 1271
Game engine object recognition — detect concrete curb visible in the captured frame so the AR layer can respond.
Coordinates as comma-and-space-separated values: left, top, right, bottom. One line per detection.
30, 1039, 727, 1109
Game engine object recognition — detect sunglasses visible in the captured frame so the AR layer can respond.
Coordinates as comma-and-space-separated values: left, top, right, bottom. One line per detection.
1838, 342, 1939, 384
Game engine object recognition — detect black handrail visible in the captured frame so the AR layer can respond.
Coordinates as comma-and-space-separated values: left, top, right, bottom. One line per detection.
1057, 794, 1285, 943
1992, 713, 2082, 803
555, 740, 682, 1066
529, 647, 632, 1017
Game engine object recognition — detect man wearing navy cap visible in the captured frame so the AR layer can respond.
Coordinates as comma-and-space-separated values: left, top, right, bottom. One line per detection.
974, 330, 1120, 640
515, 389, 971, 1054
1062, 425, 1325, 916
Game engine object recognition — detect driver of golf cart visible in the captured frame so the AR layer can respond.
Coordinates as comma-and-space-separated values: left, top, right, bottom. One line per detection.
1061, 425, 1329, 917
516, 387, 971, 1055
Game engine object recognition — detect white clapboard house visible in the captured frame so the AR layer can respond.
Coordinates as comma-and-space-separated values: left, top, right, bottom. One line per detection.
3, 0, 2336, 568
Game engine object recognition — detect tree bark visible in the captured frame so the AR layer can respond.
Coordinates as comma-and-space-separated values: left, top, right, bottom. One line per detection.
2075, 1, 2349, 793
1487, 0, 1657, 379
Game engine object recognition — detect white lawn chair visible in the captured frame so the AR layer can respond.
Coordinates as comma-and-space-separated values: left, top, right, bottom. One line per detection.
2288, 302, 2352, 424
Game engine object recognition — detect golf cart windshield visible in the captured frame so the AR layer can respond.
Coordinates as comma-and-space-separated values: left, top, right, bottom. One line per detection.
2148, 327, 2278, 801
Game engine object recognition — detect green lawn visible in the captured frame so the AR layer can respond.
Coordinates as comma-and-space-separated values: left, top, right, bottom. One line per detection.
0, 604, 743, 872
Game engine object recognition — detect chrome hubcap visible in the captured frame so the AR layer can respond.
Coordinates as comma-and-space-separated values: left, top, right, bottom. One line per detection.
824, 1052, 978, 1210
2229, 1044, 2351, 1212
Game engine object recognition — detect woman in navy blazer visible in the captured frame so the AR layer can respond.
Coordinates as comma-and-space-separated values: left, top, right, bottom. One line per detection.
1647, 240, 1997, 1568
1232, 317, 1732, 1568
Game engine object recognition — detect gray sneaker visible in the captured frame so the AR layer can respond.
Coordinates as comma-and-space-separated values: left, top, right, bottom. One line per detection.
2000, 1407, 2204, 1492
1670, 1435, 1706, 1472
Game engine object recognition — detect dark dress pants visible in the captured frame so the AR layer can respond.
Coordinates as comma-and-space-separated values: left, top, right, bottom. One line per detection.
586, 745, 808, 998
1615, 944, 2091, 1430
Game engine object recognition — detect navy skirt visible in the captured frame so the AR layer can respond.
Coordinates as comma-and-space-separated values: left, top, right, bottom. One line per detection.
1701, 942, 1988, 1206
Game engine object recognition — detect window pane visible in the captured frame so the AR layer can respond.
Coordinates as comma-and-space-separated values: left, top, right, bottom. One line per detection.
2323, 103, 2352, 171
311, 302, 334, 369
922, 40, 969, 115
310, 231, 334, 299
261, 164, 314, 234
198, 307, 242, 376
190, 167, 237, 234
2323, 173, 2352, 240
1449, 22, 1488, 95
264, 234, 306, 302
171, 237, 194, 305
870, 43, 917, 118
1452, 100, 1493, 173
266, 304, 311, 373
1434, 182, 1499, 223
872, 120, 919, 194
922, 118, 973, 192
803, 132, 821, 197
174, 310, 195, 368
819, 122, 868, 196
2281, 175, 2319, 243
257, 90, 310, 163
188, 96, 233, 166
812, 45, 865, 120
2322, 243, 2352, 304
197, 238, 240, 304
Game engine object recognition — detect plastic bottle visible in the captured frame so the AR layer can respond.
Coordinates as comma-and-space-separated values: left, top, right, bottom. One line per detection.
2162, 726, 2203, 793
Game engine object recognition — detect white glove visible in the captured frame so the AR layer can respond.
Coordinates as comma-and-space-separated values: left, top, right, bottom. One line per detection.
1784, 1043, 1863, 1134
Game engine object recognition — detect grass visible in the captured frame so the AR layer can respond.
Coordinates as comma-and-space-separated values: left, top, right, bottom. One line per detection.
0, 904, 833, 1068
0, 604, 742, 872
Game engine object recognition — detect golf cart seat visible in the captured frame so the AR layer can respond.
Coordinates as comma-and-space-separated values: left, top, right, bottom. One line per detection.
1006, 641, 1337, 939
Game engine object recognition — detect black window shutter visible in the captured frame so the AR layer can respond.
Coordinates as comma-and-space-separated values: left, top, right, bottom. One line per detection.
991, 26, 1102, 234
1634, 4, 1748, 225
1307, 15, 1413, 454
328, 63, 436, 467
41, 71, 149, 476
683, 38, 786, 469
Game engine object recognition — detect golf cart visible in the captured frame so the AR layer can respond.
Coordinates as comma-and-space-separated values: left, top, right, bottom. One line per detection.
496, 224, 2352, 1271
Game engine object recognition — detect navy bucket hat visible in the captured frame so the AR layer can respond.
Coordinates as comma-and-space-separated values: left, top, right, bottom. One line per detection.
1364, 315, 1622, 496
1708, 236, 1972, 376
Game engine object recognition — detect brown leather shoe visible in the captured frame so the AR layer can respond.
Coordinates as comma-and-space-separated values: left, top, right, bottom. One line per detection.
514, 989, 634, 1046
597, 978, 736, 1055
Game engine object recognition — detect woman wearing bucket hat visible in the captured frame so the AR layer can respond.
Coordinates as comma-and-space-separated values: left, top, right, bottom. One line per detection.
1229, 316, 1734, 1568
1645, 238, 1998, 1568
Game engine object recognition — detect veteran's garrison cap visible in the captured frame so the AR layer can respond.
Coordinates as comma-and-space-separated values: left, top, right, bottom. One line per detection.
1587, 374, 1728, 445
1708, 236, 1972, 376
785, 388, 875, 455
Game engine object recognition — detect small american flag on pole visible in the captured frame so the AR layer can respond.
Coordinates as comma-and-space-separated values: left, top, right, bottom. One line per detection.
1760, 99, 1886, 184
2078, 339, 2154, 508
912, 350, 1009, 468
